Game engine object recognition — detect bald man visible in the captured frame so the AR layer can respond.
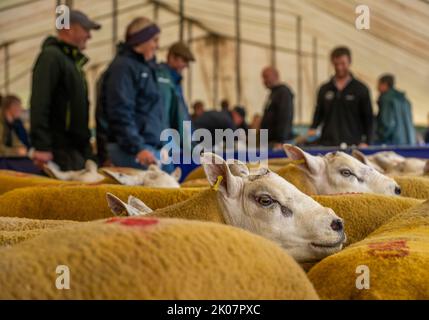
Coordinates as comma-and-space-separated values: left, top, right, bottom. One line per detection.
260, 67, 294, 149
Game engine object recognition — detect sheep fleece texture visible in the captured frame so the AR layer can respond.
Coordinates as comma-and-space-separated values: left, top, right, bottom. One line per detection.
0, 217, 77, 246
0, 217, 318, 299
308, 199, 429, 300
0, 185, 201, 221
146, 190, 422, 246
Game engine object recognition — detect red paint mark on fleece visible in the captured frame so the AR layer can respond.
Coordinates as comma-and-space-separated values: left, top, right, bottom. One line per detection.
368, 240, 409, 258
106, 217, 159, 228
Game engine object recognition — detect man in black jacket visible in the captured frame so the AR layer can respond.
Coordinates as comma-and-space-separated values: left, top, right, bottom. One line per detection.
260, 67, 294, 149
30, 10, 101, 170
308, 47, 373, 147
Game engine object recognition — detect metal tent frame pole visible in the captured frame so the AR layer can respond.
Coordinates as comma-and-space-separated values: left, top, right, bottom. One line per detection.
312, 37, 318, 107
187, 21, 193, 103
270, 0, 276, 67
296, 15, 303, 124
112, 0, 118, 55
212, 35, 220, 109
234, 0, 242, 105
3, 43, 10, 94
179, 0, 185, 42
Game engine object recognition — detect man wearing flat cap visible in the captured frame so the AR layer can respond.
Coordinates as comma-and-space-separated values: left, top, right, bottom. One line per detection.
30, 10, 101, 170
157, 42, 195, 152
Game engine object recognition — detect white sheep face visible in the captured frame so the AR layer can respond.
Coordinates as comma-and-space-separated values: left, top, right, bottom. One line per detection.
354, 150, 428, 176
103, 165, 181, 188
284, 145, 401, 196
201, 153, 346, 263
44, 160, 105, 183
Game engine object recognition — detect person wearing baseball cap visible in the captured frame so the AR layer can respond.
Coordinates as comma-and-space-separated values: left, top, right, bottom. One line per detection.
101, 17, 172, 170
157, 42, 195, 153
30, 10, 101, 170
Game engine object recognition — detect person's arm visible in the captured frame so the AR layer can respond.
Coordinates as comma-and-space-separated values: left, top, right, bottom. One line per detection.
0, 121, 26, 157
360, 87, 374, 144
104, 63, 149, 156
310, 88, 325, 130
273, 88, 293, 142
30, 49, 61, 152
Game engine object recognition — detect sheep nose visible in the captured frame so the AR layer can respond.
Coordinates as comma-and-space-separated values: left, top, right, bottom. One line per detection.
330, 219, 343, 232
395, 186, 401, 195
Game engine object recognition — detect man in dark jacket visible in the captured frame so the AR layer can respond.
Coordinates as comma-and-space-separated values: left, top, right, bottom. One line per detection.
30, 10, 101, 170
103, 17, 165, 169
260, 67, 294, 149
308, 47, 373, 147
376, 74, 416, 145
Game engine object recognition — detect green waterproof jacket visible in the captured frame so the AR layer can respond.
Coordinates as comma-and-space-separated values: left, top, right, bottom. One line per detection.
157, 63, 192, 151
30, 36, 90, 151
376, 88, 416, 145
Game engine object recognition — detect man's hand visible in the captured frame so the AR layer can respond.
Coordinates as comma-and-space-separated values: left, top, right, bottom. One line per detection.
16, 147, 28, 157
307, 129, 318, 137
32, 150, 53, 169
136, 149, 157, 166
272, 143, 284, 151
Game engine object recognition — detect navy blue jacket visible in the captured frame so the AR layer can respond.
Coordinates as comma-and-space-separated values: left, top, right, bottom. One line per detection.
103, 43, 166, 155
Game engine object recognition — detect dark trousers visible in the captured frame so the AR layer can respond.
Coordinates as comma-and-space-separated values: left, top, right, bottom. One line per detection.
53, 143, 92, 171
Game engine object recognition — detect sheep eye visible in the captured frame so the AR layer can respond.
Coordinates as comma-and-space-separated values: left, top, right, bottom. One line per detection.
256, 195, 274, 207
340, 169, 352, 177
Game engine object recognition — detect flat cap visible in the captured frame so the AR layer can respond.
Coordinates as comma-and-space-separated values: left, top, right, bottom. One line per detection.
168, 42, 195, 62
70, 10, 101, 31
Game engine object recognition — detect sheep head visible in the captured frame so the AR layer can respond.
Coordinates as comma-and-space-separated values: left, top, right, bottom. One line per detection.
102, 165, 181, 188
201, 152, 346, 263
284, 145, 401, 196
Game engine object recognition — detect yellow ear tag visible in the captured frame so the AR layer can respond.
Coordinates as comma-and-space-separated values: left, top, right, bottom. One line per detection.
212, 175, 223, 191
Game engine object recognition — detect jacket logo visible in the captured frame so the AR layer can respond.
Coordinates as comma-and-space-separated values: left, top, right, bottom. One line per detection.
158, 77, 170, 84
325, 91, 335, 100
141, 72, 149, 78
345, 94, 355, 101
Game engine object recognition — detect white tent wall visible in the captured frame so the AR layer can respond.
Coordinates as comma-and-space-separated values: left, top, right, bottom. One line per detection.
1, 0, 428, 130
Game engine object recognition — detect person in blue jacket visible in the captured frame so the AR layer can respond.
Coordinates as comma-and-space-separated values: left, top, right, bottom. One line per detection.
103, 17, 167, 169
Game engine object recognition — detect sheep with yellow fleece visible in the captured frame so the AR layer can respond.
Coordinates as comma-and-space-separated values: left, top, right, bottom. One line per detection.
0, 169, 121, 195
0, 185, 201, 221
393, 175, 429, 199
0, 217, 318, 299
308, 199, 429, 300
0, 170, 68, 195
0, 217, 76, 246
110, 189, 421, 247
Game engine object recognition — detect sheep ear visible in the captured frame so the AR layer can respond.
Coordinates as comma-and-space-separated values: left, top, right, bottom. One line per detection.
128, 196, 153, 214
283, 144, 323, 175
352, 150, 385, 173
102, 169, 140, 186
85, 160, 98, 172
43, 161, 59, 179
424, 160, 429, 175
106, 193, 143, 216
200, 153, 241, 197
148, 164, 161, 172
170, 167, 182, 181
351, 150, 369, 165
226, 159, 249, 177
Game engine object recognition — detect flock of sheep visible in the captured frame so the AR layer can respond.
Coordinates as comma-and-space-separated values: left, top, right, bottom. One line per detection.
0, 145, 428, 299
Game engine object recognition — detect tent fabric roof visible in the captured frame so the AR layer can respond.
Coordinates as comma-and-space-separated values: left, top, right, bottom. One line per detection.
1, 0, 428, 125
